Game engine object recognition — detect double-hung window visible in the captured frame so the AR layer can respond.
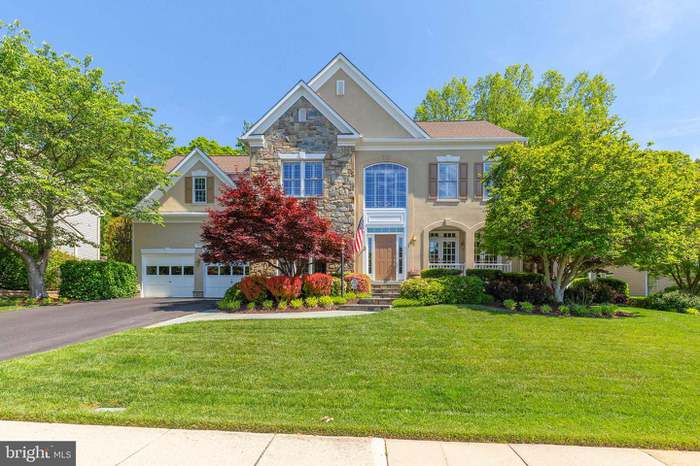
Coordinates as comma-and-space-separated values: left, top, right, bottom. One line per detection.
282, 161, 323, 197
437, 163, 458, 200
193, 176, 207, 203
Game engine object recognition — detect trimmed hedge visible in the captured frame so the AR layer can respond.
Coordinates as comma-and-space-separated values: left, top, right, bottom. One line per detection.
400, 276, 487, 305
420, 268, 462, 278
647, 290, 700, 313
59, 260, 138, 300
464, 269, 504, 282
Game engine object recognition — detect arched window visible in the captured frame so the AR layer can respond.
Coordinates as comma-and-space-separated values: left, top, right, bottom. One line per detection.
364, 163, 407, 208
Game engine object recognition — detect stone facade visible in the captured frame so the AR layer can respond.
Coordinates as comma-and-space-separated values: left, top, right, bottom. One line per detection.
250, 97, 356, 238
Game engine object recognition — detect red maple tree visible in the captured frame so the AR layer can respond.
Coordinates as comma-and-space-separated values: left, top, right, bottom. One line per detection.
201, 173, 350, 276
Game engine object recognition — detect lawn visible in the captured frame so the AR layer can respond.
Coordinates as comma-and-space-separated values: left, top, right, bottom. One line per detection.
1, 306, 699, 449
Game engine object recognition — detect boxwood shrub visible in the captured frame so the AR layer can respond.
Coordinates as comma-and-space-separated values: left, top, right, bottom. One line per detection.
464, 268, 504, 282
59, 260, 138, 300
400, 276, 486, 305
420, 268, 462, 278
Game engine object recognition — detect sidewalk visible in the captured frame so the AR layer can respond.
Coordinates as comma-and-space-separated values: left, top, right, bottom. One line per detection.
146, 309, 374, 328
1, 420, 698, 465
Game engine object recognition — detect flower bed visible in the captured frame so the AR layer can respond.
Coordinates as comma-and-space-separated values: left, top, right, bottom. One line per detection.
498, 299, 636, 318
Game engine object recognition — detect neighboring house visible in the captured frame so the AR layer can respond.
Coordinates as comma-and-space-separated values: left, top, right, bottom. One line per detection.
57, 211, 101, 260
133, 53, 657, 298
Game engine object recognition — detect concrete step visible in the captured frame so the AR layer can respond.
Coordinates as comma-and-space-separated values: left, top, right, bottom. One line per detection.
337, 303, 391, 312
371, 293, 400, 299
359, 297, 394, 305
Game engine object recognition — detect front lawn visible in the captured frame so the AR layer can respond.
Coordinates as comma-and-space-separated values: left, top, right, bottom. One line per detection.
1, 306, 699, 449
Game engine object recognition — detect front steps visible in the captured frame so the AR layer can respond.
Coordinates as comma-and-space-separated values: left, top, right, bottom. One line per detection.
337, 283, 401, 312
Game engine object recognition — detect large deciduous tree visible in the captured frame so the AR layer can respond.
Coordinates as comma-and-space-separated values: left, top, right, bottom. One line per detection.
625, 152, 700, 294
201, 173, 349, 276
0, 22, 172, 297
173, 136, 240, 155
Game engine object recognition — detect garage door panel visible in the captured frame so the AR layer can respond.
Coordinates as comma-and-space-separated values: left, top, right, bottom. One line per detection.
204, 264, 248, 298
142, 254, 195, 298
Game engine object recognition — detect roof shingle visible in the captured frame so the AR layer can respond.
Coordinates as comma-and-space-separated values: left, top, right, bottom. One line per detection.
164, 155, 250, 175
416, 120, 523, 139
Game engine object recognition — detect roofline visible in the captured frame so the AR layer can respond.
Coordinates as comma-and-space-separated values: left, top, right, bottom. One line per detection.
242, 80, 360, 140
307, 53, 430, 139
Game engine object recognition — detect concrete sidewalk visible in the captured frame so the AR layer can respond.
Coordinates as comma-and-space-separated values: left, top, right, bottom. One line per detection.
1, 420, 697, 466
147, 309, 375, 328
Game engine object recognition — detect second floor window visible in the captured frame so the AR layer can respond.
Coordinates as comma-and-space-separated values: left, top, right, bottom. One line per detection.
193, 176, 207, 203
283, 161, 323, 197
365, 163, 407, 209
438, 163, 458, 200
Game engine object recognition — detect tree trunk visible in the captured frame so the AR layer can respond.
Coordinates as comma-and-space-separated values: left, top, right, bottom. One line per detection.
25, 257, 48, 299
552, 284, 565, 303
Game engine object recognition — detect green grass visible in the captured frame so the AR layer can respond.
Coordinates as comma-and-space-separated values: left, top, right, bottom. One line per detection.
0, 300, 34, 312
1, 306, 699, 449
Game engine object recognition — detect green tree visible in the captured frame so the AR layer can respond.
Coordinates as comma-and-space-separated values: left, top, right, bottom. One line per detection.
0, 22, 172, 297
484, 129, 643, 302
173, 136, 240, 155
102, 216, 133, 263
625, 153, 700, 293
415, 77, 471, 121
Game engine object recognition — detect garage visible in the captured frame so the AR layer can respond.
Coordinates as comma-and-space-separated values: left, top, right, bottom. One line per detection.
142, 252, 195, 298
204, 263, 249, 298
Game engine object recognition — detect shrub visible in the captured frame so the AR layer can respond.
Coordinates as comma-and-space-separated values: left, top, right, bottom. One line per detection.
261, 299, 274, 310
559, 305, 570, 316
357, 292, 371, 299
217, 299, 241, 311
290, 298, 304, 309
501, 272, 544, 285
331, 296, 347, 305
399, 278, 446, 305
520, 301, 534, 312
240, 275, 268, 302
319, 295, 334, 309
686, 308, 699, 316
486, 277, 553, 304
647, 290, 700, 313
565, 278, 627, 305
540, 304, 552, 314
465, 269, 503, 282
302, 273, 334, 296
569, 304, 588, 316
503, 299, 517, 311
440, 275, 486, 304
59, 260, 137, 300
344, 273, 371, 293
482, 294, 495, 304
223, 283, 244, 302
304, 296, 319, 308
246, 302, 256, 310
391, 298, 422, 307
277, 300, 288, 311
331, 277, 342, 296
0, 246, 74, 290
265, 276, 302, 301
420, 268, 462, 278
344, 291, 357, 300
628, 296, 649, 308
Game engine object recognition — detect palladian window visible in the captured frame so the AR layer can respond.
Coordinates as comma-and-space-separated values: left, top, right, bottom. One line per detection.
364, 163, 407, 209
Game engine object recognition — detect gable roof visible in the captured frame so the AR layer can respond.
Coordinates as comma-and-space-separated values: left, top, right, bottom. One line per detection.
416, 121, 524, 139
165, 155, 249, 175
308, 53, 429, 139
242, 81, 360, 139
138, 148, 240, 207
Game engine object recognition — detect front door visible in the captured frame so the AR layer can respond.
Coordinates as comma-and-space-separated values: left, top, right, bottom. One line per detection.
374, 234, 396, 281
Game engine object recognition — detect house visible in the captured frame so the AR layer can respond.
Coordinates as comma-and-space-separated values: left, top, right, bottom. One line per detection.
57, 211, 101, 260
133, 53, 660, 298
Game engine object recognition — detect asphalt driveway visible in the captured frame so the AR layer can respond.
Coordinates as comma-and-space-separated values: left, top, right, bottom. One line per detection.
0, 298, 217, 361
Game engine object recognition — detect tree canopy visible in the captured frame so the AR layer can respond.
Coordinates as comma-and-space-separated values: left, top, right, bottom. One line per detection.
173, 136, 240, 155
0, 22, 172, 296
201, 173, 349, 276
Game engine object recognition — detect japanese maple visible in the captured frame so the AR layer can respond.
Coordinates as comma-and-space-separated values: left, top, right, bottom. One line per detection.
201, 173, 350, 277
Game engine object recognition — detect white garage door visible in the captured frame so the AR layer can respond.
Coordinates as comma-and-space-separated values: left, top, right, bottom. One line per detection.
142, 253, 195, 298
204, 263, 249, 298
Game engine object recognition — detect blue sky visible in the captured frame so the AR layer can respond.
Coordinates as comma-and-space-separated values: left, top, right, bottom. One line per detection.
5, 0, 700, 157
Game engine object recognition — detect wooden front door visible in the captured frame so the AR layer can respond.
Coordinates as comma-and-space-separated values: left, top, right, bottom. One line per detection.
374, 235, 396, 281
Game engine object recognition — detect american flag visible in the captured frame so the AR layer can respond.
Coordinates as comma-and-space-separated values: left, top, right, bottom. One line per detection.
351, 216, 365, 256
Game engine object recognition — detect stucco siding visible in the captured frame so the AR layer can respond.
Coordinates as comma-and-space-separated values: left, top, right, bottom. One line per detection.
316, 69, 413, 138
159, 160, 228, 212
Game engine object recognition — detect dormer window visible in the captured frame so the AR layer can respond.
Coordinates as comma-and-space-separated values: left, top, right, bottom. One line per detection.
193, 176, 207, 203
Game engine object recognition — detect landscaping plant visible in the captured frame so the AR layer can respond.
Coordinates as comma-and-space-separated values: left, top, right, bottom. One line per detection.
420, 268, 462, 278
344, 273, 371, 293
304, 296, 318, 308
265, 276, 302, 301
503, 299, 517, 311
59, 260, 138, 300
277, 300, 288, 311
290, 298, 304, 309
239, 276, 268, 302
302, 273, 334, 296
391, 298, 422, 308
261, 300, 274, 310
318, 296, 334, 309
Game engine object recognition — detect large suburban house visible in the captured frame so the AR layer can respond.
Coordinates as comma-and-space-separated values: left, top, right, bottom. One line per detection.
133, 53, 669, 298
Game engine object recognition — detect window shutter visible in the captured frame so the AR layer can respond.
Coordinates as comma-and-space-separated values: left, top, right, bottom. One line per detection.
207, 176, 215, 203
185, 177, 192, 204
473, 162, 483, 200
428, 163, 438, 200
459, 163, 468, 200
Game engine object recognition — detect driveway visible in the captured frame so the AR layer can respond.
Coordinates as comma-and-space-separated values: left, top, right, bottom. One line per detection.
0, 298, 216, 361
